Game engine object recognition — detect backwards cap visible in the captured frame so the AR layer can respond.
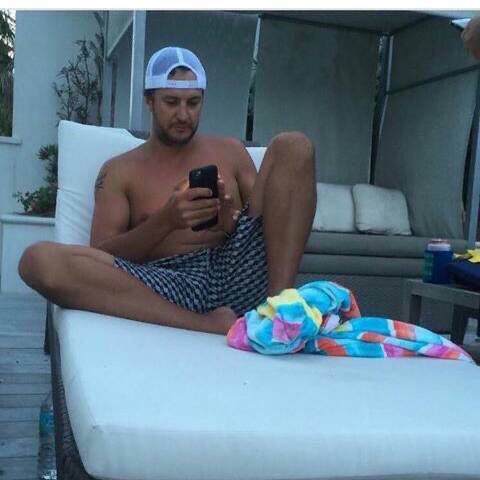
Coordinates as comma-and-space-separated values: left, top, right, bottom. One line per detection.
145, 46, 207, 90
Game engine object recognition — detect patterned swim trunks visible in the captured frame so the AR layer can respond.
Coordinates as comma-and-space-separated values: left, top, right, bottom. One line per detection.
113, 208, 267, 316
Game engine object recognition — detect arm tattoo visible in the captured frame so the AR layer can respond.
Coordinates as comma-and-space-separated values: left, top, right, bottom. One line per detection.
95, 169, 107, 193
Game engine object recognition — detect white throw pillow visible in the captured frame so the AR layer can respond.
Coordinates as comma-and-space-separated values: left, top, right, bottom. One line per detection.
352, 184, 412, 235
312, 183, 356, 233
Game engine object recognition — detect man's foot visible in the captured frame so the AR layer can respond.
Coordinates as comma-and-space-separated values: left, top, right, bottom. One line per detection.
205, 306, 237, 335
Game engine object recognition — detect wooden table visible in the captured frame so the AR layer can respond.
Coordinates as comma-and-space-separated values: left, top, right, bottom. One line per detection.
403, 279, 480, 345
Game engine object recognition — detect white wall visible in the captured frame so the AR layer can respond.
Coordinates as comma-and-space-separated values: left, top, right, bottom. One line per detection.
0, 140, 19, 215
0, 139, 20, 268
9, 11, 99, 207
0, 11, 99, 272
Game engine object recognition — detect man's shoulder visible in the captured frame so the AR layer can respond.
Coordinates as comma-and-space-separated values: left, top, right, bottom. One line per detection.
97, 145, 145, 190
101, 144, 145, 174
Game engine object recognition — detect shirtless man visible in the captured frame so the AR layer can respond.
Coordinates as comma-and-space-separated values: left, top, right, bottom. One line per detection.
18, 46, 316, 335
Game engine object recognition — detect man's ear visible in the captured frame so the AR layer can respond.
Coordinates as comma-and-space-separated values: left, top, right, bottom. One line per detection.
144, 93, 153, 112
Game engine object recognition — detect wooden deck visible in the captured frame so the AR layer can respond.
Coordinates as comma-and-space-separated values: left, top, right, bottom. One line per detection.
0, 293, 50, 480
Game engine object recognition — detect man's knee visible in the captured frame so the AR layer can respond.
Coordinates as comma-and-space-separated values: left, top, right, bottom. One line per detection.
269, 131, 315, 175
271, 131, 314, 155
18, 241, 63, 291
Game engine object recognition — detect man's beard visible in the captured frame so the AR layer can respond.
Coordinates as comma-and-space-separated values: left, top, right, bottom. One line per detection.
154, 122, 198, 146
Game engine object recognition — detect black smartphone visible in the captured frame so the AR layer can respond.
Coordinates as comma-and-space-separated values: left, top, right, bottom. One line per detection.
189, 164, 219, 231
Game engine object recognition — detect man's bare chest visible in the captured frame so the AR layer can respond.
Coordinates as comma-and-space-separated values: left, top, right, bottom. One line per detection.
127, 159, 240, 229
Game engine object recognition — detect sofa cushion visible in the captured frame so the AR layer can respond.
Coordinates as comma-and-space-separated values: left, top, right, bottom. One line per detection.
54, 306, 480, 480
305, 232, 468, 259
353, 184, 412, 235
300, 253, 423, 277
312, 183, 356, 233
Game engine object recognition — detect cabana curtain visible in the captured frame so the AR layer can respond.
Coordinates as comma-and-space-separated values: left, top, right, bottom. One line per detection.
253, 17, 379, 185
390, 17, 476, 90
375, 17, 479, 238
375, 73, 477, 239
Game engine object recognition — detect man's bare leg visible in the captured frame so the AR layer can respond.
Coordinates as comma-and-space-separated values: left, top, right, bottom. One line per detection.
18, 242, 236, 334
248, 132, 316, 296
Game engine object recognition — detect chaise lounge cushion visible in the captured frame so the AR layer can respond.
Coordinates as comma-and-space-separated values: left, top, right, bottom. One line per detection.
54, 121, 480, 480
54, 305, 480, 480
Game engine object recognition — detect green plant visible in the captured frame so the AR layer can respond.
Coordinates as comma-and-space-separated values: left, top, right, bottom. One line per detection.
13, 145, 58, 216
53, 12, 104, 125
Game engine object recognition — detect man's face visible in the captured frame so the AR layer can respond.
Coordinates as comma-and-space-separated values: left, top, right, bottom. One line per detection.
146, 69, 203, 146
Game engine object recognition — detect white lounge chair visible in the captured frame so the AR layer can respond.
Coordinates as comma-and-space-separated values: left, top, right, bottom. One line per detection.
49, 120, 480, 480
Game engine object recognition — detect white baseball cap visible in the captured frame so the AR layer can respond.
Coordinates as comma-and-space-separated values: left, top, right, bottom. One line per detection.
145, 46, 207, 90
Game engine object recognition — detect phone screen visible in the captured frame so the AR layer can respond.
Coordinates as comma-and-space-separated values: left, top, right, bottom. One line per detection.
189, 165, 219, 231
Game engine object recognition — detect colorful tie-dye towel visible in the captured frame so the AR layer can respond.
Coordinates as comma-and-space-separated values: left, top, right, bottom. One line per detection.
227, 281, 473, 362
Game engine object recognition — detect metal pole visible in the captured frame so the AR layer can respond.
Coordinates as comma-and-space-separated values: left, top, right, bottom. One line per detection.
101, 12, 113, 127
129, 10, 146, 132
370, 34, 391, 184
376, 35, 394, 152
102, 60, 113, 127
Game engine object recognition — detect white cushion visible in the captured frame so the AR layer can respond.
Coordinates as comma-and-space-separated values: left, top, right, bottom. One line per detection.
56, 121, 144, 245
353, 184, 412, 235
54, 306, 480, 480
55, 122, 480, 480
312, 183, 356, 233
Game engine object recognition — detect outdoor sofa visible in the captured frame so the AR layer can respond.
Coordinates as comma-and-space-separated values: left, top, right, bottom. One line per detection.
49, 120, 480, 479
297, 202, 470, 331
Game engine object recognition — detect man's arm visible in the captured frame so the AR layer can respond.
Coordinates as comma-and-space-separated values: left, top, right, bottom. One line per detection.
90, 159, 173, 263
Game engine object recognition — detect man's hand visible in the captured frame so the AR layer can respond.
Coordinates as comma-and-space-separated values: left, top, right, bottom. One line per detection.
163, 177, 220, 230
462, 16, 480, 60
208, 175, 241, 235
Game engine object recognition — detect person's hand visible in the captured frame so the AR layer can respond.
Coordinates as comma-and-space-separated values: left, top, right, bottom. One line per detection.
462, 16, 480, 60
208, 175, 241, 235
163, 177, 220, 230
